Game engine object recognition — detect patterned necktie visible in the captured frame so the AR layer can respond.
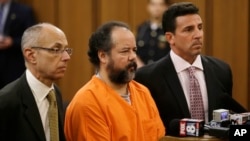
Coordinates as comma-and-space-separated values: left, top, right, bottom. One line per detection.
47, 90, 59, 141
187, 66, 205, 120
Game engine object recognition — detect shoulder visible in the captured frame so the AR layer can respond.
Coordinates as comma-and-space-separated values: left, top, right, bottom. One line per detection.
129, 80, 153, 99
0, 76, 23, 95
134, 62, 164, 89
138, 21, 150, 27
137, 21, 150, 30
68, 77, 107, 108
202, 55, 231, 69
136, 55, 170, 76
0, 78, 23, 110
130, 80, 150, 92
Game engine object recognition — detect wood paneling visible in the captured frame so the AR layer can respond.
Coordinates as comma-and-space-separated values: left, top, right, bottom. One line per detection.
21, 0, 58, 24
55, 0, 95, 101
209, 0, 249, 109
248, 1, 250, 110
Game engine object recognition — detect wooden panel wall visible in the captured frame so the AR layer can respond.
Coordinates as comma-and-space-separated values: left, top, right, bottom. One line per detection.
19, 0, 249, 110
55, 0, 94, 101
208, 0, 249, 109
20, 0, 58, 24
94, 0, 149, 33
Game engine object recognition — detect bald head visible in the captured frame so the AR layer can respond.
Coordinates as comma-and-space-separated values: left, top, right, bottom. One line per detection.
21, 23, 66, 50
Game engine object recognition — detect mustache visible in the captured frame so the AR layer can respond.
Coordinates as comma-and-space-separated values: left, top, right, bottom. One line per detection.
192, 40, 202, 46
127, 61, 137, 70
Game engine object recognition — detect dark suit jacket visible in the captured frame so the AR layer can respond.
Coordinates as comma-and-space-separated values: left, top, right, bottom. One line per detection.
0, 1, 36, 88
134, 54, 247, 135
0, 73, 66, 141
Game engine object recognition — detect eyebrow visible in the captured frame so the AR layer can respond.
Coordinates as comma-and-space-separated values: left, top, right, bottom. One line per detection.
52, 42, 68, 48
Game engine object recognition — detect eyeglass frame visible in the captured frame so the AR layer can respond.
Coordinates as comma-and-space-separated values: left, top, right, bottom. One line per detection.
31, 46, 73, 56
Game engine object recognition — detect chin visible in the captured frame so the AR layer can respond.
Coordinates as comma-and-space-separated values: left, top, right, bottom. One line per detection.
55, 74, 65, 80
193, 50, 202, 55
128, 73, 135, 80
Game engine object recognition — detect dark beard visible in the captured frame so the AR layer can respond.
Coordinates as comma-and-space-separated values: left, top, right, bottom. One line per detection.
107, 60, 137, 84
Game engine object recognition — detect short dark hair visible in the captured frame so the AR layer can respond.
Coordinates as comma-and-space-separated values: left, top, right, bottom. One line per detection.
162, 2, 199, 33
88, 21, 130, 67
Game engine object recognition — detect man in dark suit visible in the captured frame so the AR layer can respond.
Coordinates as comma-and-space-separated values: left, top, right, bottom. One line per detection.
0, 0, 36, 89
134, 2, 247, 135
0, 23, 72, 141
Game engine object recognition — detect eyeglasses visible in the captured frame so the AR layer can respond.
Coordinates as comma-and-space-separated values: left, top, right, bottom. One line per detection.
31, 46, 73, 56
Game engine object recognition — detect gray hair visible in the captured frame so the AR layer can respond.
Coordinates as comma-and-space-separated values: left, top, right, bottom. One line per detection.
21, 23, 58, 50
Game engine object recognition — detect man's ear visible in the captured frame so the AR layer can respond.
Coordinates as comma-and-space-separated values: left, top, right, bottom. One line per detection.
98, 50, 107, 64
23, 48, 36, 64
165, 32, 174, 45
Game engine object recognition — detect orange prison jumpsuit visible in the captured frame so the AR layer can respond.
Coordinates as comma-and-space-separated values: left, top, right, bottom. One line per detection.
64, 76, 165, 141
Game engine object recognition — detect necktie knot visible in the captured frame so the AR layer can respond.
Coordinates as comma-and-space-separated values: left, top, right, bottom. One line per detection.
187, 66, 196, 75
47, 90, 56, 102
47, 90, 57, 107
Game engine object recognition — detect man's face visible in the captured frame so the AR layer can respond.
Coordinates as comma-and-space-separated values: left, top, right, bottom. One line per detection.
107, 57, 137, 84
32, 26, 71, 82
106, 27, 137, 84
168, 14, 203, 63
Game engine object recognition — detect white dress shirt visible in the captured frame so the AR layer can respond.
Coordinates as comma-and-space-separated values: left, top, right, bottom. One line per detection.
26, 69, 54, 141
170, 50, 209, 123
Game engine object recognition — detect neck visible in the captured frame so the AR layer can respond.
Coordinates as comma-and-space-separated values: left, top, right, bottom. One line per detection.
97, 72, 129, 95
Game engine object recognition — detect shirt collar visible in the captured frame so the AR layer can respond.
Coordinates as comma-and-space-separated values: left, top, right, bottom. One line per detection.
26, 69, 54, 102
170, 50, 203, 73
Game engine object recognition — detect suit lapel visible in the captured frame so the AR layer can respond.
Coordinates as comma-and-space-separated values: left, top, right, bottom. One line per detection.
19, 74, 46, 141
202, 57, 223, 120
161, 55, 191, 117
54, 86, 65, 140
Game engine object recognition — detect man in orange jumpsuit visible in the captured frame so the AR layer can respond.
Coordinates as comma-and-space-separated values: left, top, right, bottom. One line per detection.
64, 21, 165, 141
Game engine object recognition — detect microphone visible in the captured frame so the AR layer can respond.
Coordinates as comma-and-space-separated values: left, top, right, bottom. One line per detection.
168, 118, 205, 137
230, 113, 250, 125
213, 108, 250, 125
211, 109, 231, 128
204, 124, 229, 139
168, 118, 229, 139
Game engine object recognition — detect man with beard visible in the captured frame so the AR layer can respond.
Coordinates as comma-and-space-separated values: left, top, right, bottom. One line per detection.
64, 21, 165, 141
